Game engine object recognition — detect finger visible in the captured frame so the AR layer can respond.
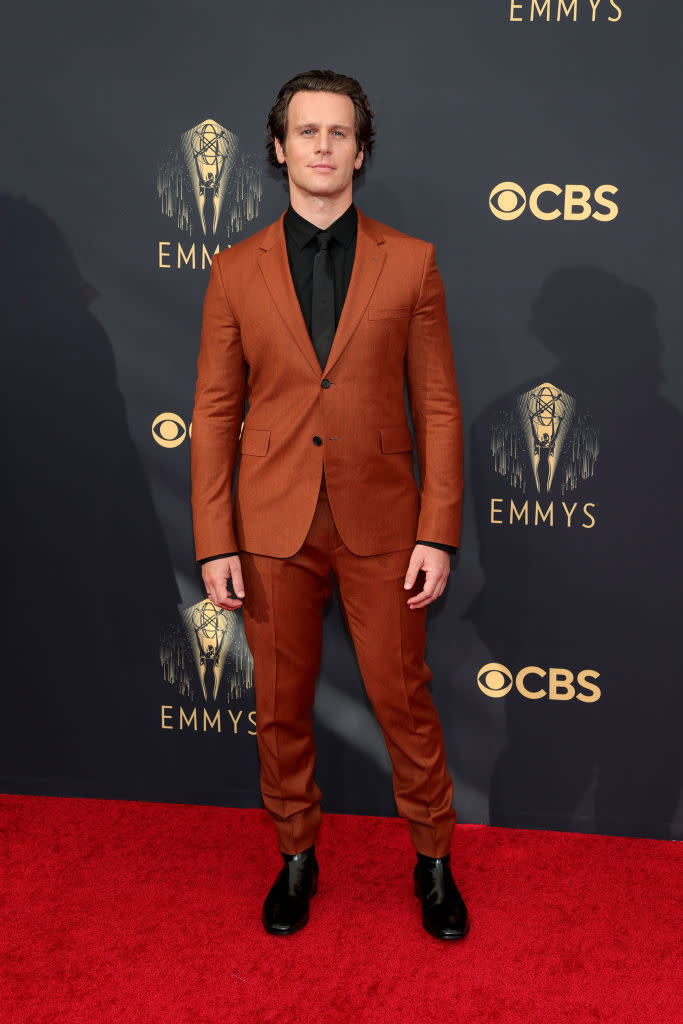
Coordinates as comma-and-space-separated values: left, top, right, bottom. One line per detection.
407, 573, 447, 608
229, 561, 245, 600
407, 582, 431, 607
429, 578, 449, 604
212, 592, 243, 611
403, 550, 424, 590
204, 572, 242, 610
216, 576, 243, 610
213, 576, 230, 603
409, 591, 442, 609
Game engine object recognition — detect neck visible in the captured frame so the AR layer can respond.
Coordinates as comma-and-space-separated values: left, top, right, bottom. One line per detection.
287, 184, 354, 229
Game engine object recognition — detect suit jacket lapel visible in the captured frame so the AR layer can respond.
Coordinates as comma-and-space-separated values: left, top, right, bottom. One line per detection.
323, 209, 386, 374
257, 215, 321, 376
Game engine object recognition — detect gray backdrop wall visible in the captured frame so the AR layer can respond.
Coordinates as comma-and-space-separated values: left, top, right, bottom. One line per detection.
2, 1, 681, 839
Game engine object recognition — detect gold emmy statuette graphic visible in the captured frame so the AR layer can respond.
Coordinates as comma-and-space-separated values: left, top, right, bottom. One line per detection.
160, 599, 253, 712
517, 382, 575, 494
156, 118, 262, 247
184, 600, 236, 702
181, 119, 238, 236
490, 380, 598, 498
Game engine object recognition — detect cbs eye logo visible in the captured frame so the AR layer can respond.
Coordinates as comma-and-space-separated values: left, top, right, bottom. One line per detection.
477, 662, 601, 702
477, 663, 514, 696
152, 412, 191, 448
488, 183, 527, 221
489, 181, 618, 221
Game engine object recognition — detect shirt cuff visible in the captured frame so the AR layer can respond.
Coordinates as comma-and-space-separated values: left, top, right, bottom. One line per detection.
198, 552, 238, 564
416, 540, 458, 555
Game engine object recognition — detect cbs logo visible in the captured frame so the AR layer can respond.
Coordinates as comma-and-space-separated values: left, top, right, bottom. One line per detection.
477, 663, 601, 702
152, 412, 191, 448
489, 182, 618, 222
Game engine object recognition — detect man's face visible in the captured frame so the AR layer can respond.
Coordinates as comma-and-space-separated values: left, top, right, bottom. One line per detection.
274, 91, 364, 200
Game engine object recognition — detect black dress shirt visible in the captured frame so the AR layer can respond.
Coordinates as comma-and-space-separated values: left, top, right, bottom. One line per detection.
284, 203, 357, 336
200, 204, 455, 562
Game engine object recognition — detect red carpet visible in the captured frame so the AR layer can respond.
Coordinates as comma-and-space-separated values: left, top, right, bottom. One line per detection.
1, 795, 680, 1024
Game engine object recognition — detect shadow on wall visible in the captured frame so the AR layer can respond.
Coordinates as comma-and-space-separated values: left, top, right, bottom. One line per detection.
468, 266, 682, 839
0, 195, 180, 792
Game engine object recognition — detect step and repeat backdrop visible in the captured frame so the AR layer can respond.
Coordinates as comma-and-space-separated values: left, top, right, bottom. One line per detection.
1, 2, 681, 838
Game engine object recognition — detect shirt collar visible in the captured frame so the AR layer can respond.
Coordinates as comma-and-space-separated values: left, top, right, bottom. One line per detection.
284, 203, 358, 250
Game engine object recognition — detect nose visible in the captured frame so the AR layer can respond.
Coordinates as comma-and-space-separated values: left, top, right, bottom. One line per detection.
316, 132, 332, 154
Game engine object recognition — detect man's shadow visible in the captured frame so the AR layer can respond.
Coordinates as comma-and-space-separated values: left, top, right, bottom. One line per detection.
468, 266, 682, 838
0, 195, 180, 793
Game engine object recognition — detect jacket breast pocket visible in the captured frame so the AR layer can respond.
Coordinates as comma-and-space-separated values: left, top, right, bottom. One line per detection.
367, 306, 412, 321
240, 428, 270, 456
380, 426, 414, 454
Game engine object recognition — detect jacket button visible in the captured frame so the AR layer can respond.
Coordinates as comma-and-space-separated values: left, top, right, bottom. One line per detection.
321, 378, 331, 389
312, 435, 323, 446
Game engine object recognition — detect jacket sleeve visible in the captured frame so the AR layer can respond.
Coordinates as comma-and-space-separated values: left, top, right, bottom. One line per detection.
191, 254, 247, 561
405, 243, 464, 548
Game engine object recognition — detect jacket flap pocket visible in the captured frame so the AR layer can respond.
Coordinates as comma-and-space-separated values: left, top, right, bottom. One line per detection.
240, 428, 270, 456
368, 306, 412, 321
380, 426, 413, 454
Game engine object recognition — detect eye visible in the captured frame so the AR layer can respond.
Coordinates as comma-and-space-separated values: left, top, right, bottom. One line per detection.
152, 412, 187, 448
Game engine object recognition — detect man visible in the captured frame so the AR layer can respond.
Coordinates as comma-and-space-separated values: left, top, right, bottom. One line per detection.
192, 70, 468, 940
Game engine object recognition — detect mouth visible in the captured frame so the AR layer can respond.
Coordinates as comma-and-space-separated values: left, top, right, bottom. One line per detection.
311, 164, 335, 171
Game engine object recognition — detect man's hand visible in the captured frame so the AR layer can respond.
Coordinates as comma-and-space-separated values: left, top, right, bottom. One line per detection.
403, 544, 450, 609
202, 555, 245, 610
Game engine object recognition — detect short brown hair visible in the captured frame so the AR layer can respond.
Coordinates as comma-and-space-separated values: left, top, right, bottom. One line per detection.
266, 69, 375, 178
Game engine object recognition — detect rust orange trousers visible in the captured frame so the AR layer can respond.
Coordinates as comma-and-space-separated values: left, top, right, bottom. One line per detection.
240, 481, 456, 858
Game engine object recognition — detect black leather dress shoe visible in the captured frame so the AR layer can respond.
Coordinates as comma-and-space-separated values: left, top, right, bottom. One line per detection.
414, 852, 469, 940
262, 846, 319, 935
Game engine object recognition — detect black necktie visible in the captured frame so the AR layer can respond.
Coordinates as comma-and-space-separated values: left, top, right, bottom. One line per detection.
311, 230, 335, 369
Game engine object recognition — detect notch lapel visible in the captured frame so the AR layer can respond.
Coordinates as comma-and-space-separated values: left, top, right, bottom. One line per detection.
323, 210, 386, 375
257, 216, 321, 376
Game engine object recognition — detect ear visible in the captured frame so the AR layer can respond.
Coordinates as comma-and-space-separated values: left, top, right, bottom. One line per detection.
274, 137, 286, 166
354, 143, 364, 172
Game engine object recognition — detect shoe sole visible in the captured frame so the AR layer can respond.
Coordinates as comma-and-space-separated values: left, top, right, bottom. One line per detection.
421, 916, 470, 940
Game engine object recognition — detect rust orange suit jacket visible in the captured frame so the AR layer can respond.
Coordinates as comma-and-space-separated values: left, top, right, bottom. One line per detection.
191, 208, 463, 561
